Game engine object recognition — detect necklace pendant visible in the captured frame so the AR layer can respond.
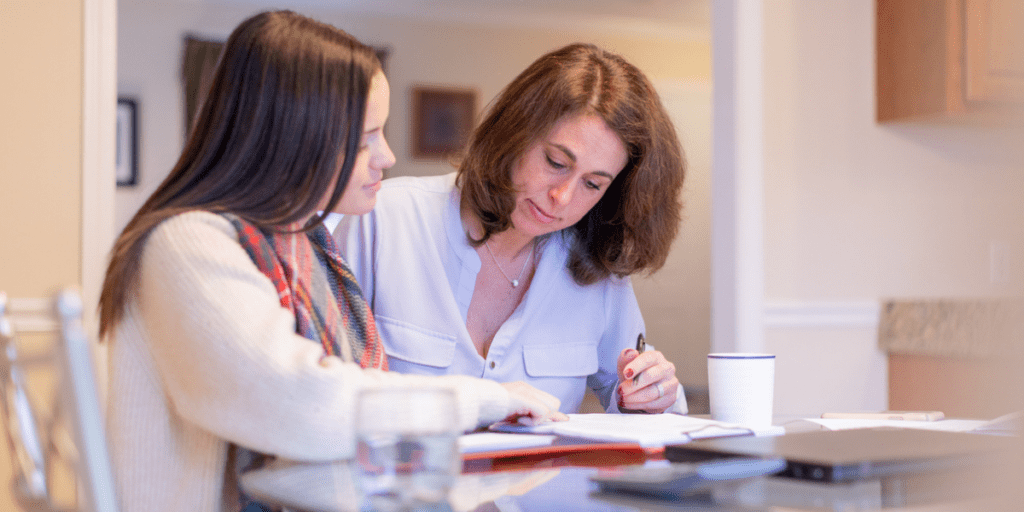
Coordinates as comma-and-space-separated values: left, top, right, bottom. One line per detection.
484, 239, 532, 290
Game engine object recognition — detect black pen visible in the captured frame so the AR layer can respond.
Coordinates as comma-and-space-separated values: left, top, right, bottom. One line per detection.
633, 333, 645, 384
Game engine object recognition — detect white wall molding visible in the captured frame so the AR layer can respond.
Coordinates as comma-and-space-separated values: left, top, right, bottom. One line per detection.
711, 0, 765, 353
764, 301, 881, 329
82, 0, 117, 339
765, 300, 888, 416
83, 0, 117, 408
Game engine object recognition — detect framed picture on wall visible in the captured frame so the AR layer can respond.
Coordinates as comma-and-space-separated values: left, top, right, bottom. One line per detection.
411, 86, 476, 160
116, 97, 139, 187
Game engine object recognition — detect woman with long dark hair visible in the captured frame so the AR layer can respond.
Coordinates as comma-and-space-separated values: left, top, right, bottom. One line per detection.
99, 11, 562, 511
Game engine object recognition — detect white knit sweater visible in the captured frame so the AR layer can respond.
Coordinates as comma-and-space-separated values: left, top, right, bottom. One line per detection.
105, 211, 510, 511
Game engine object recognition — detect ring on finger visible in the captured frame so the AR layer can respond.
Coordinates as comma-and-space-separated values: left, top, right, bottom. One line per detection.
656, 382, 665, 399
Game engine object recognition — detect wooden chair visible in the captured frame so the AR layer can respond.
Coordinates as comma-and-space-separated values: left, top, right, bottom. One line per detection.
0, 290, 118, 512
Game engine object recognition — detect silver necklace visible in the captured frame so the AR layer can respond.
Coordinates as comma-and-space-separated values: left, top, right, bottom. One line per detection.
484, 240, 532, 288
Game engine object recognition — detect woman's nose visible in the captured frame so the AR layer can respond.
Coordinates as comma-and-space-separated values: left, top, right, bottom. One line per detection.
375, 138, 396, 170
549, 178, 575, 205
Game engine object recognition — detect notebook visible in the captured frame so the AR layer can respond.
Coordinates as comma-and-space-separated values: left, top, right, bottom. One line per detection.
663, 427, 1010, 482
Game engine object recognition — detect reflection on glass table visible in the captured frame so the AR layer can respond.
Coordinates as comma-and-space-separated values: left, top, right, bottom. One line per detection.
240, 455, 1007, 512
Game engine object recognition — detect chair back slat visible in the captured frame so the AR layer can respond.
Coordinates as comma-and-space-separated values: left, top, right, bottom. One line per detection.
0, 292, 51, 508
0, 290, 120, 512
55, 291, 119, 512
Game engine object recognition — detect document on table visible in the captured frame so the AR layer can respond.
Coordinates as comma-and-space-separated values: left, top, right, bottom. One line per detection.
489, 414, 784, 448
806, 418, 990, 432
807, 411, 1023, 435
458, 432, 558, 454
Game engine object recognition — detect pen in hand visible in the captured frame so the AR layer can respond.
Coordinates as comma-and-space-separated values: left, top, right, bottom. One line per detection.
633, 333, 645, 384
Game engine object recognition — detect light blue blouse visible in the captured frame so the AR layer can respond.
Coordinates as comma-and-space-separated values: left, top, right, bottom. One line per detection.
332, 173, 686, 414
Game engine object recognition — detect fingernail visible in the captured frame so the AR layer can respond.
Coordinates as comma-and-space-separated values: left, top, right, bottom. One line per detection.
624, 368, 634, 379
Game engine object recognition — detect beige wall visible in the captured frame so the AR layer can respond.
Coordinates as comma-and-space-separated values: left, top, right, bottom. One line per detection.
116, 4, 710, 228
1, 1, 87, 509
762, 1, 1024, 417
0, 1, 84, 296
764, 1, 1023, 300
116, 2, 714, 390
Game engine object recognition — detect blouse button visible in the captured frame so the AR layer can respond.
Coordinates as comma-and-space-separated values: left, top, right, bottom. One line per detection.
489, 361, 496, 369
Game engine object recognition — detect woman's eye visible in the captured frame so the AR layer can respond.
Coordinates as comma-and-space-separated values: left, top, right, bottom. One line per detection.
585, 180, 600, 191
545, 155, 566, 170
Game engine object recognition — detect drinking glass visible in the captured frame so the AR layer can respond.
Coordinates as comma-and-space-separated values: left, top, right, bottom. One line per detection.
356, 387, 460, 512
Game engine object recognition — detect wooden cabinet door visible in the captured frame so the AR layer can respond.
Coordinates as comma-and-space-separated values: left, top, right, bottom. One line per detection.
877, 0, 1023, 121
965, 0, 1024, 104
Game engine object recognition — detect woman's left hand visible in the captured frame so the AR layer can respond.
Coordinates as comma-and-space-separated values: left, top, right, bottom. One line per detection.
616, 348, 679, 413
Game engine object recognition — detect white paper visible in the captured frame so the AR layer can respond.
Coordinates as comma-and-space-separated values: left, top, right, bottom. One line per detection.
491, 414, 784, 448
806, 418, 990, 432
972, 411, 1024, 434
457, 432, 557, 454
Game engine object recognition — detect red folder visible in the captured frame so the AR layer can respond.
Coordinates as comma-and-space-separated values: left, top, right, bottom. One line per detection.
462, 438, 662, 473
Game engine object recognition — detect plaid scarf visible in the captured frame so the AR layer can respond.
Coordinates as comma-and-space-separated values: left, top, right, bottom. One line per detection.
224, 214, 387, 512
224, 214, 387, 370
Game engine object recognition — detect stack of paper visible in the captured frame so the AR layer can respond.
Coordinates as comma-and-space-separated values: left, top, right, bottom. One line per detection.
807, 418, 989, 433
489, 414, 784, 448
972, 411, 1023, 435
807, 411, 1023, 435
458, 432, 557, 454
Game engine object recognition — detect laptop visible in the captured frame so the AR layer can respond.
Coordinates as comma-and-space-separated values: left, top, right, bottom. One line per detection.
663, 427, 1010, 482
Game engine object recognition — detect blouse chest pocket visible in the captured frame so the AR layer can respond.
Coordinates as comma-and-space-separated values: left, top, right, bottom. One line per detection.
522, 342, 599, 378
376, 315, 456, 368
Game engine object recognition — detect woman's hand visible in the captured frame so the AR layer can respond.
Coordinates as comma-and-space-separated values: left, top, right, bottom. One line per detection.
500, 381, 569, 426
617, 348, 679, 413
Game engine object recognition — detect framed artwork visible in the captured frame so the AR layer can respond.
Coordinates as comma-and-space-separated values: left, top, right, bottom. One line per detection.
116, 98, 139, 187
181, 35, 224, 134
411, 86, 477, 160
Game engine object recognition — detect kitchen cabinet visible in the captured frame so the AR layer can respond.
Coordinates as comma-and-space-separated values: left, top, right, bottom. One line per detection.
876, 0, 1024, 122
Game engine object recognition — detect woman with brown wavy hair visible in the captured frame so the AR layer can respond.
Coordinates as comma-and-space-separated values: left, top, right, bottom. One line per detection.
98, 11, 562, 511
335, 43, 687, 415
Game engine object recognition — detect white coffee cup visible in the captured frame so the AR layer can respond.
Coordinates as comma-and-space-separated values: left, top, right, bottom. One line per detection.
707, 353, 776, 428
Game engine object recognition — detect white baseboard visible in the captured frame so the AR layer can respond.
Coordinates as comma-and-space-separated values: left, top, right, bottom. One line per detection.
764, 301, 881, 329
